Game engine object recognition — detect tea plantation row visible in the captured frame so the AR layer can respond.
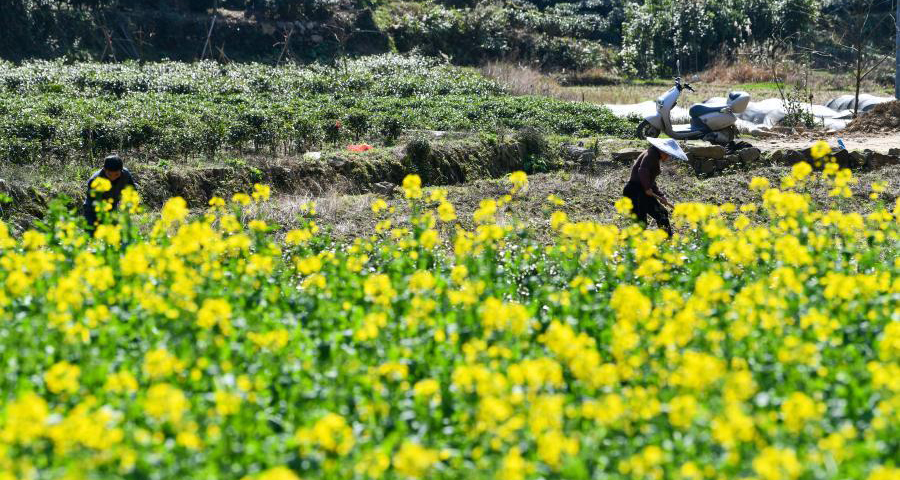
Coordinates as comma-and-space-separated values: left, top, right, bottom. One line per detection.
0, 55, 633, 162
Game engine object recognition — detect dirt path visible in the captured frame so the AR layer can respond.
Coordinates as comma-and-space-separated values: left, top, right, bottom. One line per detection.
740, 132, 900, 154
614, 131, 899, 156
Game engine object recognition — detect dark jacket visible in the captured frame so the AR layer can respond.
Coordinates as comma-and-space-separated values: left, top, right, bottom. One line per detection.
83, 168, 137, 212
628, 147, 666, 202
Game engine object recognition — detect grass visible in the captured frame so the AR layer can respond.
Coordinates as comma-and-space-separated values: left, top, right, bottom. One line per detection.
484, 60, 894, 106
554, 82, 865, 106
734, 81, 782, 90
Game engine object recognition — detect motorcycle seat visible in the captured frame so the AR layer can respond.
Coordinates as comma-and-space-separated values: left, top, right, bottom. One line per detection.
689, 104, 726, 118
672, 123, 700, 134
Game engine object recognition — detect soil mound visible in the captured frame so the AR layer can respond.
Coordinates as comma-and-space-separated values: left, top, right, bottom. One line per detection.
845, 101, 900, 133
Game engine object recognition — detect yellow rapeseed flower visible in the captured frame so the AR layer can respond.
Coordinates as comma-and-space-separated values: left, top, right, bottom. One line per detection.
120, 186, 141, 211
781, 392, 825, 433
546, 193, 565, 206
868, 466, 900, 480
473, 199, 497, 224
437, 201, 456, 222
402, 175, 422, 200
364, 274, 396, 306
615, 197, 633, 216
1, 392, 49, 442
215, 390, 241, 416
392, 441, 439, 479
668, 394, 699, 429
90, 177, 112, 192
197, 298, 233, 335
296, 413, 355, 456
413, 379, 440, 399
419, 229, 439, 250
285, 228, 313, 245
104, 370, 138, 393
249, 220, 268, 232
161, 197, 189, 224
143, 347, 181, 379
248, 466, 301, 480
371, 198, 388, 214
749, 177, 770, 191
94, 224, 122, 246
252, 184, 271, 201
498, 447, 533, 480
144, 383, 189, 423
810, 140, 831, 160
791, 161, 812, 181
45, 361, 80, 394
752, 446, 802, 480
355, 451, 391, 479
232, 193, 252, 205
508, 171, 528, 194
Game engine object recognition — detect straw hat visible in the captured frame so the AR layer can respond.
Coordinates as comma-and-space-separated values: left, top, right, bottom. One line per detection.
647, 137, 688, 161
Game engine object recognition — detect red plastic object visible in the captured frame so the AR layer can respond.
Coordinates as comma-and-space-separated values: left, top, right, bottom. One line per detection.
347, 144, 373, 152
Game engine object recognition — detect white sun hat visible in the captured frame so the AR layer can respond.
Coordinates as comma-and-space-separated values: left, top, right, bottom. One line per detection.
647, 137, 688, 161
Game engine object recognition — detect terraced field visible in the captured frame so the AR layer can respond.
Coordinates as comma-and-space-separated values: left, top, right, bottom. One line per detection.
0, 55, 899, 480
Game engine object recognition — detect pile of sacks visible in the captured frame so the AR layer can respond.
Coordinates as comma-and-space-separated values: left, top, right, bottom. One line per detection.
725, 94, 894, 133
606, 94, 895, 134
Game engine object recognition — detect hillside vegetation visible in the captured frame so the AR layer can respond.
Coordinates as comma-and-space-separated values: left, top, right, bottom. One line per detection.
3, 0, 896, 78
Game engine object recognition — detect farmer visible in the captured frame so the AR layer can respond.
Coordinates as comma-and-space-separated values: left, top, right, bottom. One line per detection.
83, 154, 137, 231
622, 137, 686, 237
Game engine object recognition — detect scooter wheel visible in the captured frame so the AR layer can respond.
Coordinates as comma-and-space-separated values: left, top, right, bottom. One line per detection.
636, 120, 660, 140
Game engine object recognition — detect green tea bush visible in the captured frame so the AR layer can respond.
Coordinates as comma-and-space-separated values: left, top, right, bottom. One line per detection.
292, 118, 320, 152
344, 110, 371, 141
377, 115, 404, 146
323, 119, 343, 145
0, 56, 502, 98
0, 55, 632, 161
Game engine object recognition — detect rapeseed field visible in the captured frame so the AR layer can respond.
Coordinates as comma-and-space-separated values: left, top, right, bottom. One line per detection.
0, 143, 898, 480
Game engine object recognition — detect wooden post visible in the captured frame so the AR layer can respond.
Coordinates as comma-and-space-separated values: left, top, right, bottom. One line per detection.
276, 26, 295, 66
201, 16, 217, 60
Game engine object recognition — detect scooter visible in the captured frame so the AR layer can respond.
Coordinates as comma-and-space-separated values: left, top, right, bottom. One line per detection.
636, 77, 750, 146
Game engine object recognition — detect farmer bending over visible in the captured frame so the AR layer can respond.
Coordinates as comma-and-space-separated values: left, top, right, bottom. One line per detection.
622, 138, 686, 237
83, 154, 137, 231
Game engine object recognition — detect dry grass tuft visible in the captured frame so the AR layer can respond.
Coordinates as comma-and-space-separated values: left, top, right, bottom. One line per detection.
700, 58, 774, 84
254, 189, 379, 238
560, 67, 623, 87
481, 62, 579, 101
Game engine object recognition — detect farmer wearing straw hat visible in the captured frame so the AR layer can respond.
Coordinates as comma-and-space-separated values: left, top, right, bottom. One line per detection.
622, 138, 687, 237
83, 154, 137, 233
